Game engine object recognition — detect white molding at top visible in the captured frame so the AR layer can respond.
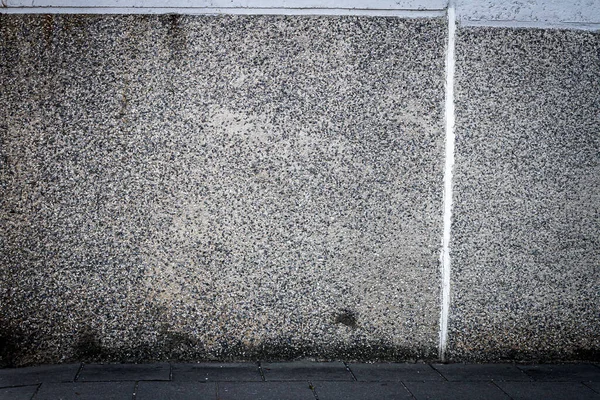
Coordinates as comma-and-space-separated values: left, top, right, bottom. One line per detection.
461, 19, 600, 31
2, 0, 448, 10
456, 0, 600, 29
0, 0, 448, 16
3, 1, 598, 30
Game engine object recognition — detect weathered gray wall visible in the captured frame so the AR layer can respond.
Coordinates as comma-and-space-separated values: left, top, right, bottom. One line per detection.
1, 10, 599, 367
449, 27, 600, 361
0, 14, 446, 366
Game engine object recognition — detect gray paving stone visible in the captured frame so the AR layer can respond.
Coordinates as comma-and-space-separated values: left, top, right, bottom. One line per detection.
172, 363, 262, 382
349, 363, 443, 382
136, 381, 217, 400
314, 381, 413, 399
0, 385, 38, 400
77, 363, 169, 382
432, 363, 530, 381
34, 382, 135, 400
518, 364, 600, 382
262, 361, 353, 381
404, 381, 510, 400
217, 382, 314, 400
497, 382, 600, 400
0, 364, 80, 388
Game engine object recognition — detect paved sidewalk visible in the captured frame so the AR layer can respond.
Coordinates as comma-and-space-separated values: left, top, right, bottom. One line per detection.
1, 361, 599, 399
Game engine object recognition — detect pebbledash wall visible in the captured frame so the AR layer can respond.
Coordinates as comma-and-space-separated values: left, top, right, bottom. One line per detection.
0, 1, 598, 366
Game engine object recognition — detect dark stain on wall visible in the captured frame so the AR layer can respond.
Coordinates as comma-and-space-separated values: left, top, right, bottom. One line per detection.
334, 309, 358, 329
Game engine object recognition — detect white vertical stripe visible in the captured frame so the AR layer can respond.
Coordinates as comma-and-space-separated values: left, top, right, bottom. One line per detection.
439, 1, 455, 363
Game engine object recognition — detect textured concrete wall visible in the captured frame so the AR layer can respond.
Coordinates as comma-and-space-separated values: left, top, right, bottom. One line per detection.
1, 10, 599, 367
0, 14, 446, 366
449, 27, 600, 361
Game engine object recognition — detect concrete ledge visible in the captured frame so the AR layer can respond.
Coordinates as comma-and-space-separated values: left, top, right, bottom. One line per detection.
1, 0, 448, 16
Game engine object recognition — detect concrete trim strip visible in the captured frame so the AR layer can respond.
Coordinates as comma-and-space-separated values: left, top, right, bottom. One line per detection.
0, 7, 446, 16
439, 1, 455, 362
4, 0, 448, 8
460, 19, 600, 31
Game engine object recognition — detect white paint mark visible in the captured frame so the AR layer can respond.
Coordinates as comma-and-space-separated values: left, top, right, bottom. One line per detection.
439, 0, 455, 363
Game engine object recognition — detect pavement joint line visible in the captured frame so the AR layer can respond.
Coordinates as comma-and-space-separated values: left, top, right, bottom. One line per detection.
342, 361, 357, 381
258, 361, 266, 382
438, 0, 456, 364
515, 365, 537, 381
490, 380, 515, 399
429, 363, 449, 381
583, 382, 600, 395
132, 381, 139, 400
400, 381, 418, 400
0, 384, 34, 389
73, 363, 84, 382
30, 383, 41, 400
308, 380, 319, 400
517, 365, 534, 381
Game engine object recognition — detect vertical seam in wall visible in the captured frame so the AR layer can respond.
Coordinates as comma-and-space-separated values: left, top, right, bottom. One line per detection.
439, 1, 455, 363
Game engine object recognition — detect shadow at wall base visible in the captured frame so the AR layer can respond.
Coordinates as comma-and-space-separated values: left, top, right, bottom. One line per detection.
2, 325, 599, 367
0, 327, 438, 367
446, 347, 600, 364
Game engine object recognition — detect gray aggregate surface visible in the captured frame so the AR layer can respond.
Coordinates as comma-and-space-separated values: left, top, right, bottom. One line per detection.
262, 361, 353, 381
403, 381, 511, 400
0, 386, 38, 400
449, 27, 600, 362
77, 362, 170, 381
518, 363, 600, 382
0, 14, 446, 365
313, 381, 413, 399
496, 382, 600, 400
349, 362, 443, 381
0, 362, 597, 399
432, 363, 529, 382
172, 362, 262, 381
136, 381, 217, 400
217, 382, 315, 400
0, 364, 79, 387
34, 382, 135, 400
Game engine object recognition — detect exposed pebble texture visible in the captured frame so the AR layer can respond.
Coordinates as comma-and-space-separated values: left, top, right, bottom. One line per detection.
0, 14, 446, 366
449, 27, 600, 361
